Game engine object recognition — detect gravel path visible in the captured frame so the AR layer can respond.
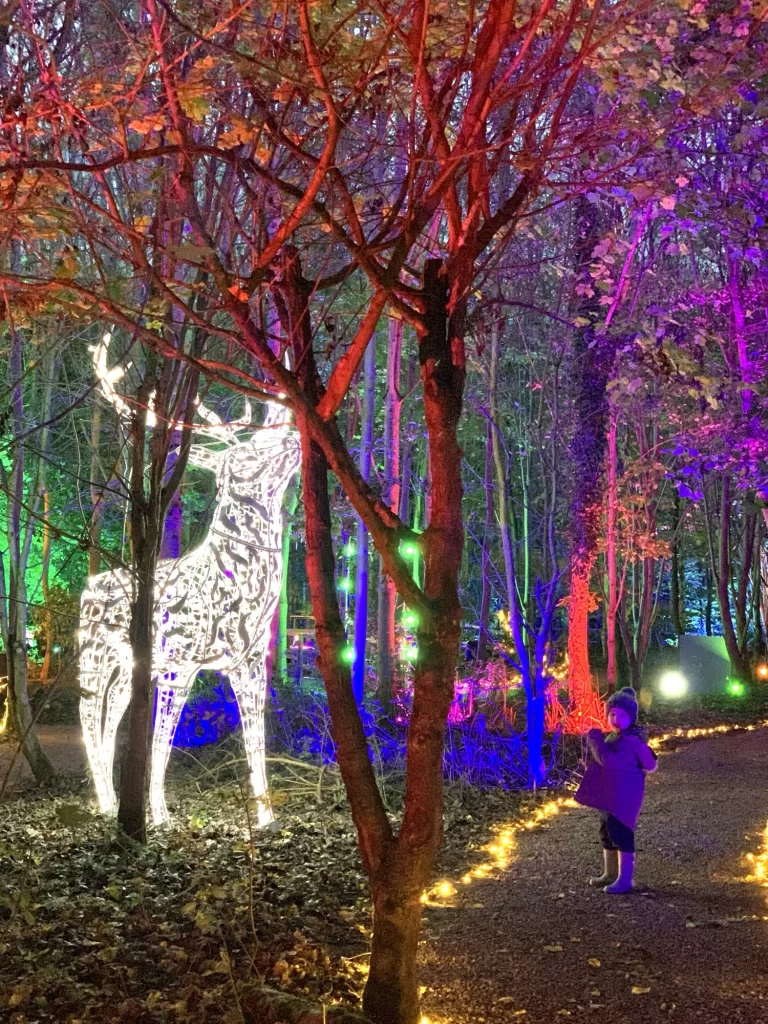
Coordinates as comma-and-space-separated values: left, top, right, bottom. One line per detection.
421, 730, 768, 1024
0, 725, 86, 791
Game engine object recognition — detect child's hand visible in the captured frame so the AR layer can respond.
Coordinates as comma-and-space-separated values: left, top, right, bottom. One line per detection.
587, 727, 603, 741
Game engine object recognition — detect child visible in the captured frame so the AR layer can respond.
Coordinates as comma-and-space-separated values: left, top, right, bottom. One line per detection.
575, 687, 658, 894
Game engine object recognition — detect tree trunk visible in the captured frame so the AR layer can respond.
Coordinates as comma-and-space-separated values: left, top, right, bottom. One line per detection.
89, 403, 104, 577
377, 317, 403, 704
117, 545, 157, 843
275, 480, 299, 685
353, 334, 377, 703
566, 197, 613, 727
670, 492, 684, 637
366, 259, 464, 1022
1, 328, 54, 783
705, 567, 713, 636
114, 353, 199, 841
160, 431, 182, 560
476, 417, 494, 664
606, 407, 618, 690
40, 487, 53, 684
711, 476, 752, 682
6, 580, 54, 783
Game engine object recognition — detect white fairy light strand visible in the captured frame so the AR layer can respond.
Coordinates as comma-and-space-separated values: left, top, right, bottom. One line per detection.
80, 343, 300, 827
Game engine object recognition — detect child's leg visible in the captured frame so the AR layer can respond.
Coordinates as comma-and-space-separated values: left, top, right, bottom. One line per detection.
590, 814, 619, 886
603, 816, 635, 894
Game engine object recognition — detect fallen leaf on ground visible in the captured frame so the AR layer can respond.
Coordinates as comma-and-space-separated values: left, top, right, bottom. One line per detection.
631, 986, 651, 995
543, 944, 563, 952
588, 958, 601, 967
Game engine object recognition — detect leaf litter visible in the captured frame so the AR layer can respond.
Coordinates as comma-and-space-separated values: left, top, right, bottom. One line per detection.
0, 766, 524, 1023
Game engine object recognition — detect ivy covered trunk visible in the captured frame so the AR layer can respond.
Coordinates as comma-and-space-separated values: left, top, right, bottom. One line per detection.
566, 197, 612, 728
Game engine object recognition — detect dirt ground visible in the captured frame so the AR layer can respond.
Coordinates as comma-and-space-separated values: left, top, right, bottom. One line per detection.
421, 729, 768, 1024
0, 724, 86, 792
4, 725, 768, 1023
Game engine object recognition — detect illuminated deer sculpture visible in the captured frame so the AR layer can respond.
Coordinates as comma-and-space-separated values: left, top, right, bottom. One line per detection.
79, 350, 300, 827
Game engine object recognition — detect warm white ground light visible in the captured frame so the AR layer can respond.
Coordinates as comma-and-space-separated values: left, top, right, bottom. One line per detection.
658, 670, 689, 699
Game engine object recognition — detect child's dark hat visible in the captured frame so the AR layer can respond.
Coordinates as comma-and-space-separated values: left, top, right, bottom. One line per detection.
606, 687, 639, 726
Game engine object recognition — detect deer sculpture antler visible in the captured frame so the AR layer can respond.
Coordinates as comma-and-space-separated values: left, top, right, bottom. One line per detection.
91, 334, 158, 427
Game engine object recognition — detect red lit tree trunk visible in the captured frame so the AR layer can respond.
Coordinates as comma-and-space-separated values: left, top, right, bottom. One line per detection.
279, 254, 462, 1024
605, 407, 618, 691
566, 197, 613, 728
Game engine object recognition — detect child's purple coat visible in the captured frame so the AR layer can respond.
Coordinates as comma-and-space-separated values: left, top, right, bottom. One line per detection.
575, 727, 658, 830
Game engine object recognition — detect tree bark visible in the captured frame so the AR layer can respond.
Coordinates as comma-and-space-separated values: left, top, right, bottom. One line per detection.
353, 334, 377, 703
377, 317, 403, 704
476, 417, 494, 664
566, 196, 613, 728
275, 479, 299, 685
117, 543, 158, 843
708, 475, 752, 683
89, 403, 104, 577
117, 379, 163, 843
670, 492, 685, 637
605, 407, 618, 690
114, 348, 201, 841
1, 328, 54, 783
39, 487, 53, 684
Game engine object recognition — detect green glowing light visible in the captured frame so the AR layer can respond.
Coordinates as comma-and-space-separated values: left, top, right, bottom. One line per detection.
343, 542, 356, 558
402, 645, 418, 663
727, 679, 746, 697
403, 611, 418, 628
341, 646, 356, 664
338, 577, 352, 592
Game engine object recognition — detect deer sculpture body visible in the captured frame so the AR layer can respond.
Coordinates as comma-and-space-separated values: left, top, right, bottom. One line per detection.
79, 396, 300, 827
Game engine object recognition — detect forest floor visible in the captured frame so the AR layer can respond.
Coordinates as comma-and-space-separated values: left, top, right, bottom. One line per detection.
420, 727, 768, 1024
2, 722, 768, 1023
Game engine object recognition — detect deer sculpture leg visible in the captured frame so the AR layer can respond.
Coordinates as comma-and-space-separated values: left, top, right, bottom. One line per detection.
231, 658, 274, 828
149, 675, 194, 826
80, 646, 128, 814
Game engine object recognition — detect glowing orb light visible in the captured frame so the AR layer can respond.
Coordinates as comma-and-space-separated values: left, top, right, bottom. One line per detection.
727, 679, 746, 697
80, 350, 300, 829
341, 646, 356, 664
658, 670, 688, 699
756, 664, 768, 681
403, 610, 418, 628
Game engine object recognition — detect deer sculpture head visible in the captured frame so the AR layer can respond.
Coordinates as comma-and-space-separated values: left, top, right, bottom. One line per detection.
188, 397, 301, 497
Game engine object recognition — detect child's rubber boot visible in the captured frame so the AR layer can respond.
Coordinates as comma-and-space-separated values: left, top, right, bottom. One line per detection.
589, 849, 618, 887
604, 852, 635, 894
